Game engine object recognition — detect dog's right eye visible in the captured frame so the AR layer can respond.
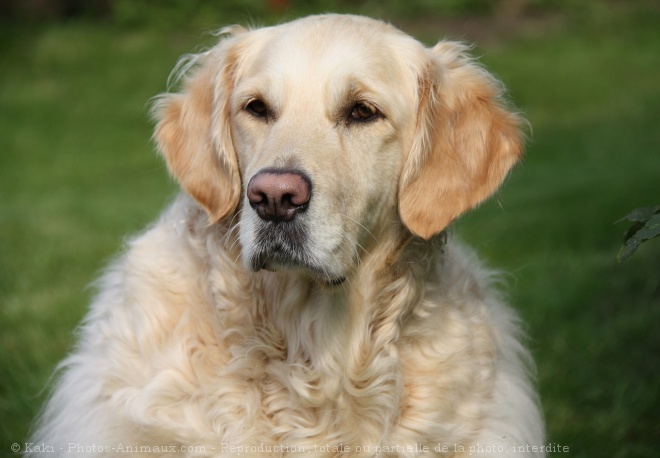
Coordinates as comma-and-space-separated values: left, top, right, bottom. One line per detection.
245, 99, 269, 119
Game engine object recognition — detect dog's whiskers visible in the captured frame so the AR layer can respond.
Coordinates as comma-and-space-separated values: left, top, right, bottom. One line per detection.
338, 213, 377, 245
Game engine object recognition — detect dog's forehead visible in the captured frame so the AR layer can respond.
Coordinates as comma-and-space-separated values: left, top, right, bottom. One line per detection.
255, 19, 401, 76
234, 15, 423, 116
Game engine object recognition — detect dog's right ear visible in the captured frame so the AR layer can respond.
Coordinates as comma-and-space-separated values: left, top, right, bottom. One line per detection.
152, 34, 243, 223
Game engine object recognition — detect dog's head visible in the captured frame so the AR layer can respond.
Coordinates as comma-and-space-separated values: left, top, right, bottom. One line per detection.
153, 15, 524, 286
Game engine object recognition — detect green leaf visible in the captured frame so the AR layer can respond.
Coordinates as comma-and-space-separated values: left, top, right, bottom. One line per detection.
618, 211, 660, 262
617, 205, 660, 224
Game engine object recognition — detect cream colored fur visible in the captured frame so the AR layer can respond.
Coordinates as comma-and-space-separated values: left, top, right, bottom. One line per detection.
28, 15, 544, 457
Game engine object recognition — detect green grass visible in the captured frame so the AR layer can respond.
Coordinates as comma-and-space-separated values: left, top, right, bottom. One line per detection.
1, 3, 659, 456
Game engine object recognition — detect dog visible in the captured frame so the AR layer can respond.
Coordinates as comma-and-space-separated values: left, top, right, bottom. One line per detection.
28, 14, 544, 457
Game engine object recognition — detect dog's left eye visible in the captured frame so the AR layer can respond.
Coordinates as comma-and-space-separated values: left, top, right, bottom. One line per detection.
245, 99, 269, 119
349, 102, 380, 123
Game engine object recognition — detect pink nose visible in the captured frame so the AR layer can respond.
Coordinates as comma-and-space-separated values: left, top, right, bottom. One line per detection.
247, 170, 312, 222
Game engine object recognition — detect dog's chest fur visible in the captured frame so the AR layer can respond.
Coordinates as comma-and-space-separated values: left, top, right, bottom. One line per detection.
103, 204, 498, 454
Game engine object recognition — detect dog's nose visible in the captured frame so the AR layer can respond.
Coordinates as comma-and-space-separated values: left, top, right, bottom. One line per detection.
247, 170, 311, 222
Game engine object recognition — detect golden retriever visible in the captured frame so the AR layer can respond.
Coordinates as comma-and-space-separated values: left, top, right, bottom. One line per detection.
29, 14, 545, 458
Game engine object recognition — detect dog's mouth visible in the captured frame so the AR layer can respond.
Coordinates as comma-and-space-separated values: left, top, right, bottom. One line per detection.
251, 247, 347, 287
248, 223, 346, 287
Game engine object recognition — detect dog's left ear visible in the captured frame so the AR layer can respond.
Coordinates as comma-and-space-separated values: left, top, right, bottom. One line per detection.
399, 41, 525, 240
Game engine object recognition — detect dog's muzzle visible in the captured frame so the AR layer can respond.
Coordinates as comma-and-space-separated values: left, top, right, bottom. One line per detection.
245, 169, 346, 286
246, 168, 312, 271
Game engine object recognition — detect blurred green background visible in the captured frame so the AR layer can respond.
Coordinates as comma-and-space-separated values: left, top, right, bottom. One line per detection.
1, 0, 658, 456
